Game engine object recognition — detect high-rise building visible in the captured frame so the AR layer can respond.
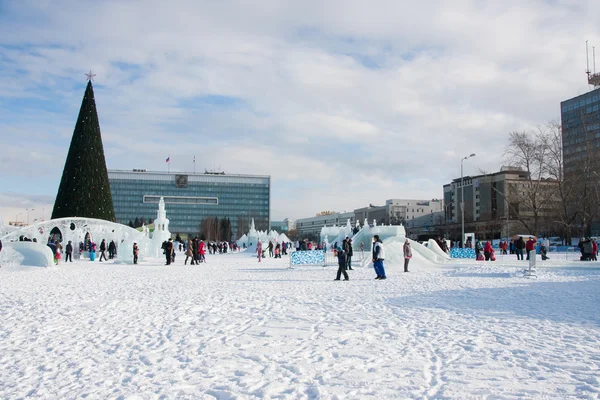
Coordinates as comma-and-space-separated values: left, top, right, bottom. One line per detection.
107, 170, 270, 237
560, 87, 600, 173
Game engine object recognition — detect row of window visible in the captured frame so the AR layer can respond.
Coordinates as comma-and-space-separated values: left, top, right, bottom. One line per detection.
562, 94, 600, 112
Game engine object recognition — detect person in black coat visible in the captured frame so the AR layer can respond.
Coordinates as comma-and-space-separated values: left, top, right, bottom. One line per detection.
334, 246, 349, 281
165, 238, 174, 265
344, 237, 354, 270
99, 239, 108, 262
65, 241, 73, 262
108, 240, 116, 259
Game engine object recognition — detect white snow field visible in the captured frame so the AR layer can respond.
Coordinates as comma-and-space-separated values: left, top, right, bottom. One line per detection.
1, 253, 599, 399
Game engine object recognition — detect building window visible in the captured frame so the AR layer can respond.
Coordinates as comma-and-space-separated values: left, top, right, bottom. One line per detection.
143, 195, 218, 205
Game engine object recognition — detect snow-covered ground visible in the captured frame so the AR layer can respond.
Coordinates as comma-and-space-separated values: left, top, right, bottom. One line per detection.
1, 252, 599, 399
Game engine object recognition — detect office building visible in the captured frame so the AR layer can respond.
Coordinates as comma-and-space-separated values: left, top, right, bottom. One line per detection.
108, 169, 270, 237
561, 87, 600, 173
442, 167, 558, 237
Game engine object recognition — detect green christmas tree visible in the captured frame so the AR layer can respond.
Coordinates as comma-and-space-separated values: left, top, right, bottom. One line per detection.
51, 78, 116, 221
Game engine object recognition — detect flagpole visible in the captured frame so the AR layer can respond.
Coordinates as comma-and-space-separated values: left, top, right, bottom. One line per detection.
193, 156, 196, 174
168, 155, 170, 173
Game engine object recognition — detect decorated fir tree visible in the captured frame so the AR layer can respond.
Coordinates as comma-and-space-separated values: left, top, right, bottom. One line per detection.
51, 76, 115, 221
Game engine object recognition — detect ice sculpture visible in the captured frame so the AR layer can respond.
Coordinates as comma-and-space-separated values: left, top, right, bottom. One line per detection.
151, 197, 171, 257
0, 217, 150, 263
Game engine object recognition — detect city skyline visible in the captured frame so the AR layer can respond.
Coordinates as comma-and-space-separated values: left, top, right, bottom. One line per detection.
1, 1, 599, 225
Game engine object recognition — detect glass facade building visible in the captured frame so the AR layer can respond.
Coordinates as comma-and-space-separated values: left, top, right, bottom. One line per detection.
561, 87, 600, 173
108, 170, 270, 236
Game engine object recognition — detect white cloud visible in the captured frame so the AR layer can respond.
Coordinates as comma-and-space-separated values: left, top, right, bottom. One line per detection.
0, 0, 599, 222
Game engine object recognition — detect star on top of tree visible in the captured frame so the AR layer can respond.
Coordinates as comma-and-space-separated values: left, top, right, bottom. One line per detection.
85, 70, 96, 81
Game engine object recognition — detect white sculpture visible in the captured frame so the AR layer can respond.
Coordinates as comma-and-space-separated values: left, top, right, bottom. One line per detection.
151, 197, 171, 257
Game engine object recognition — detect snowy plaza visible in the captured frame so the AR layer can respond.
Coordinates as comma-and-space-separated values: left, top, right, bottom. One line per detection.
1, 252, 599, 399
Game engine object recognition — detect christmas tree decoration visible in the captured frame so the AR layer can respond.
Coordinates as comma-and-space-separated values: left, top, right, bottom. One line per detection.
51, 75, 115, 221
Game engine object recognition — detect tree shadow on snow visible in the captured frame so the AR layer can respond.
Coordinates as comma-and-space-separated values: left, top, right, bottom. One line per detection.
389, 279, 600, 326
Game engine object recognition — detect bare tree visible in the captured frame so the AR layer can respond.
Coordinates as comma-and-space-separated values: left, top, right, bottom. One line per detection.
543, 121, 578, 244
503, 130, 556, 235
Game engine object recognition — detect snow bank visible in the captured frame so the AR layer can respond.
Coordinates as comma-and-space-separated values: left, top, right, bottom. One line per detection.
0, 242, 55, 267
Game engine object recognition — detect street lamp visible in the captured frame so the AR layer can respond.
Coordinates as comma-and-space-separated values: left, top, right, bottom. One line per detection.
461, 153, 476, 247
491, 186, 510, 239
26, 208, 34, 225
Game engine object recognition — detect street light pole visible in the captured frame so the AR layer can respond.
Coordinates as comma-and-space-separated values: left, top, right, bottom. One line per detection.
461, 154, 476, 247
26, 208, 34, 225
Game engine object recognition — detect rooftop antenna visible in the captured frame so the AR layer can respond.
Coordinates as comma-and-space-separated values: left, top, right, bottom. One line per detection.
586, 40, 600, 88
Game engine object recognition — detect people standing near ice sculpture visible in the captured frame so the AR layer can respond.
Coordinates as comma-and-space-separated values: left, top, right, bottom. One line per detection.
403, 240, 412, 272
274, 243, 281, 258
334, 246, 349, 281
99, 239, 108, 262
55, 241, 62, 264
108, 240, 116, 259
133, 242, 139, 264
268, 241, 274, 257
165, 238, 174, 265
257, 240, 263, 262
65, 240, 73, 262
483, 241, 493, 261
372, 235, 386, 280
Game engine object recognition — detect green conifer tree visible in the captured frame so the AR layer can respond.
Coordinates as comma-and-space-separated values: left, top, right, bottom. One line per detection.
52, 80, 115, 221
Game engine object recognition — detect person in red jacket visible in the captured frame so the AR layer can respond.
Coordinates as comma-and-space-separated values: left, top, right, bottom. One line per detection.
592, 239, 598, 262
525, 238, 536, 260
483, 241, 493, 261
198, 240, 206, 263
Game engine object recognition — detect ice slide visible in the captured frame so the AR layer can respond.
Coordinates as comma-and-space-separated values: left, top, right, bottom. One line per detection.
380, 236, 449, 270
426, 239, 451, 261
0, 241, 55, 267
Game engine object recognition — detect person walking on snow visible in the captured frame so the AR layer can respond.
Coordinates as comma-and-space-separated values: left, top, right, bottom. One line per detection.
268, 241, 274, 257
403, 240, 412, 272
372, 235, 386, 280
257, 240, 263, 262
334, 246, 349, 281
185, 239, 195, 265
99, 239, 108, 262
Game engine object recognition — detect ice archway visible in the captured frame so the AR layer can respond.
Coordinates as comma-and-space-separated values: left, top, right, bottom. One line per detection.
0, 218, 151, 263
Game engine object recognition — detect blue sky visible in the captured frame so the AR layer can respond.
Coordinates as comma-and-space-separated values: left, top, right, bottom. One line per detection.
0, 0, 598, 225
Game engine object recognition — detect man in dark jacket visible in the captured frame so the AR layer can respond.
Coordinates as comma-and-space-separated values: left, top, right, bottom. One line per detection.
334, 246, 349, 281
344, 237, 354, 270
165, 238, 174, 265
515, 237, 526, 260
99, 239, 108, 262
65, 240, 73, 262
108, 240, 116, 259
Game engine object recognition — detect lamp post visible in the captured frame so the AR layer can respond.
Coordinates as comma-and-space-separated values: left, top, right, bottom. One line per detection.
26, 208, 34, 225
461, 154, 476, 247
491, 186, 510, 239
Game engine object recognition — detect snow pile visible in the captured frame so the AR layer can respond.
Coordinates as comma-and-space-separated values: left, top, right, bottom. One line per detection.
0, 241, 54, 267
